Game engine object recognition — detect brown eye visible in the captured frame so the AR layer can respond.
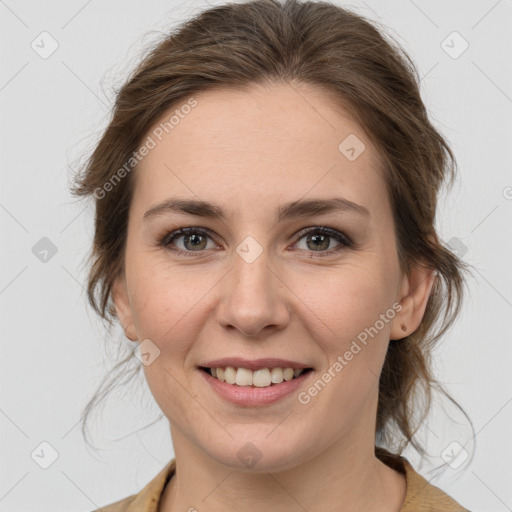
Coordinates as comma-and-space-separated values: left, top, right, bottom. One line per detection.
293, 227, 353, 257
160, 228, 217, 255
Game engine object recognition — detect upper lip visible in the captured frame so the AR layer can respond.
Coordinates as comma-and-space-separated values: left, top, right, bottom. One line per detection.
200, 357, 312, 371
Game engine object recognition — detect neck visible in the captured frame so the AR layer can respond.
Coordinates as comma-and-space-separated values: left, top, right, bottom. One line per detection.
159, 427, 406, 512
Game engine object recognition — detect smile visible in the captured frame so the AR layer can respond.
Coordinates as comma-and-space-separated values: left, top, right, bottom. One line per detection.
201, 366, 313, 388
198, 364, 314, 407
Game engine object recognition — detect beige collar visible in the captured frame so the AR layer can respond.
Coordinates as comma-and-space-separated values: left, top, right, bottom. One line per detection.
124, 456, 468, 512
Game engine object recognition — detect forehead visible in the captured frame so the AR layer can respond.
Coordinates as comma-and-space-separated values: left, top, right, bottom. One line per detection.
132, 82, 389, 221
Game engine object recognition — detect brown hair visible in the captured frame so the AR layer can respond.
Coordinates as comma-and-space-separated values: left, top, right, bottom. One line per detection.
71, 0, 474, 463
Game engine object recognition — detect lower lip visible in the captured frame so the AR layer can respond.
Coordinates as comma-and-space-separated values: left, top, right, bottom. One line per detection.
199, 369, 312, 407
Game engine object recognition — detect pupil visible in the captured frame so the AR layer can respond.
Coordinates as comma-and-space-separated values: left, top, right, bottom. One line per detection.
188, 234, 204, 249
309, 234, 328, 250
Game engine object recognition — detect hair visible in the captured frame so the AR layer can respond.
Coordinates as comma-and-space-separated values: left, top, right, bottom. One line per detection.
71, 0, 475, 465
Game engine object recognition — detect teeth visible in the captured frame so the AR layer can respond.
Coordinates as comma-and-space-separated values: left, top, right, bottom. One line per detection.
235, 367, 253, 386
208, 366, 308, 387
283, 368, 294, 381
252, 368, 271, 387
270, 367, 284, 384
224, 366, 236, 384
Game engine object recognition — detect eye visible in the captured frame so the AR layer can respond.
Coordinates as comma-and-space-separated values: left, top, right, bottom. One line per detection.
292, 226, 353, 257
159, 227, 218, 256
158, 226, 353, 257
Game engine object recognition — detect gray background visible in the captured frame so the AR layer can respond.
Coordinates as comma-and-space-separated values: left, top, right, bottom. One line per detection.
1, 0, 511, 510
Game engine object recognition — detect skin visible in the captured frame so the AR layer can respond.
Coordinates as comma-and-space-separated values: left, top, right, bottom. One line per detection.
112, 81, 436, 512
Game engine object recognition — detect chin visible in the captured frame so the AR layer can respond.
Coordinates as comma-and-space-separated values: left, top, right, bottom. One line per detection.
200, 429, 314, 473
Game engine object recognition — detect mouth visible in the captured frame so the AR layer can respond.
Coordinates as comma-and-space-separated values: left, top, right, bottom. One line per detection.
199, 366, 314, 388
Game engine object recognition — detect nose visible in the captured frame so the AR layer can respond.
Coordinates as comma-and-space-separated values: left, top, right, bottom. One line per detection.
216, 246, 290, 338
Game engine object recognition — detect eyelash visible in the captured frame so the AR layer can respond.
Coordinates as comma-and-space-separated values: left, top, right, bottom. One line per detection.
157, 226, 354, 258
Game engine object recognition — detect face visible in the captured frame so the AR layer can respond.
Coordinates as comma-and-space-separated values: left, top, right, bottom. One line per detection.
113, 82, 434, 472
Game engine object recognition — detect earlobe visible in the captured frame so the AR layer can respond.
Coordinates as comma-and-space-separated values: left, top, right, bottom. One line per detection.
112, 274, 138, 342
390, 265, 437, 340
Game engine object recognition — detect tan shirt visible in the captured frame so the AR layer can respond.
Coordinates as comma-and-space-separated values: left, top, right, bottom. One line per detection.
93, 455, 470, 512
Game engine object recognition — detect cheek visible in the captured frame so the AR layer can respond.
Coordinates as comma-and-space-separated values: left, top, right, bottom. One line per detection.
298, 269, 393, 428
127, 259, 209, 419
302, 261, 395, 410
126, 253, 213, 337
309, 262, 396, 343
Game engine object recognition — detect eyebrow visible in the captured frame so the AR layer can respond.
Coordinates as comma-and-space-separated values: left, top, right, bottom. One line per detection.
143, 197, 370, 222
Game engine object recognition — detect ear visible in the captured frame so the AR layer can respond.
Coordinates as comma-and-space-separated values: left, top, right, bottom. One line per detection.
390, 261, 437, 341
112, 272, 138, 342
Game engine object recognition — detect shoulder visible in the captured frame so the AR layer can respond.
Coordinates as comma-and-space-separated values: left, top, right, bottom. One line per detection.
376, 447, 471, 511
400, 458, 471, 511
90, 495, 136, 512
90, 459, 176, 512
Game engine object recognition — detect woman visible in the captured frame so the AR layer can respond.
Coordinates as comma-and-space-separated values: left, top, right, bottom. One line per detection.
72, 1, 474, 510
